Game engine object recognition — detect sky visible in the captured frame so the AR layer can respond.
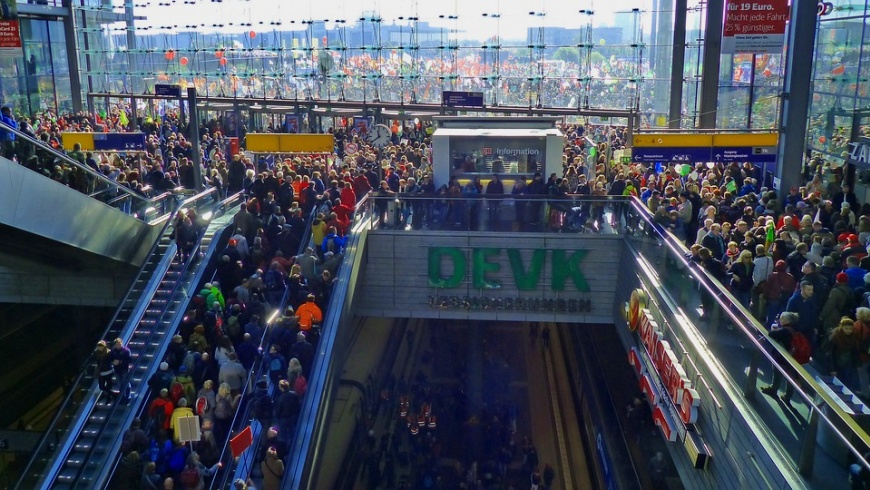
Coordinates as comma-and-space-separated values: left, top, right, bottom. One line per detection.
121, 0, 663, 40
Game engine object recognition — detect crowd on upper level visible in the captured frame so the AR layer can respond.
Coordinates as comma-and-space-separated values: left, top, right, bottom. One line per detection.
5, 101, 870, 487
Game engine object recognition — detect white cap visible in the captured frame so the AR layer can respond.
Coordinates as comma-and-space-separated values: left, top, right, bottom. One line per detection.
159, 362, 169, 371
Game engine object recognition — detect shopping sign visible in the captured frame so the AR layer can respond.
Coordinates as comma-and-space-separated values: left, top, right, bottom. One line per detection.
722, 0, 789, 54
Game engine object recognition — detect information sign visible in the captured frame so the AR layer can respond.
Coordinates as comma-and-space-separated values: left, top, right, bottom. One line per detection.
632, 147, 712, 163
154, 84, 182, 97
442, 91, 485, 109
93, 132, 146, 151
722, 0, 789, 54
713, 146, 776, 163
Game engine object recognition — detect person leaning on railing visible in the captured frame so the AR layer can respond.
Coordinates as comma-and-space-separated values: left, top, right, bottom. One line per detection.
0, 106, 18, 160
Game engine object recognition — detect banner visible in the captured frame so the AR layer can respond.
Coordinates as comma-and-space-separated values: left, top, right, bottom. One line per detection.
0, 0, 21, 57
352, 116, 372, 136
284, 114, 299, 134
722, 0, 789, 54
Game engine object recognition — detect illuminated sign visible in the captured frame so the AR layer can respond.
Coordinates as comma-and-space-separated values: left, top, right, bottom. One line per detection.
482, 147, 542, 157
428, 247, 590, 291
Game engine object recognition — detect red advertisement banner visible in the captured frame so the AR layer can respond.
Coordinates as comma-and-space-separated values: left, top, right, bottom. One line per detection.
722, 0, 789, 54
0, 20, 21, 50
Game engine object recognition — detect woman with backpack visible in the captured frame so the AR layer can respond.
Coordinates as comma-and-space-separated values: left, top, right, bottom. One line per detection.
761, 311, 805, 405
214, 382, 240, 442
179, 451, 221, 490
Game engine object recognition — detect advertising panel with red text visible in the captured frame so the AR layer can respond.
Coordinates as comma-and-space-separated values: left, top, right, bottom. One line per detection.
722, 0, 789, 54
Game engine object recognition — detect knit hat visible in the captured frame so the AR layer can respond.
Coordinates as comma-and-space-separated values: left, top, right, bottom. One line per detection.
837, 272, 849, 283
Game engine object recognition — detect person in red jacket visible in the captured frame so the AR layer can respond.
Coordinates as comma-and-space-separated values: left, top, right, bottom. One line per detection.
331, 199, 353, 235
148, 388, 175, 432
339, 180, 357, 209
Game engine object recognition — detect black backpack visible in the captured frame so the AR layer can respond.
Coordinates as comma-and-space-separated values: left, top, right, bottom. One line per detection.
253, 392, 273, 421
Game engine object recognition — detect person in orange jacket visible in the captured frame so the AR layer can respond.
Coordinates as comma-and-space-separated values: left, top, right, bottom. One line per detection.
296, 294, 323, 332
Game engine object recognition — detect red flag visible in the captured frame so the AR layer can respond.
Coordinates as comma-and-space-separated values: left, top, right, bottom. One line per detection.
230, 425, 253, 458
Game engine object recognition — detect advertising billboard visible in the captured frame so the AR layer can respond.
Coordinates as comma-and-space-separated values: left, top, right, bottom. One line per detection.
722, 0, 789, 54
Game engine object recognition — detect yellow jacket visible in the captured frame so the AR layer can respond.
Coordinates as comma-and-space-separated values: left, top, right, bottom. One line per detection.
170, 407, 194, 443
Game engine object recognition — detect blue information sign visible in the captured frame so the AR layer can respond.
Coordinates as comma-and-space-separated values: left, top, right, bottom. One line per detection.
155, 84, 182, 97
712, 146, 776, 163
93, 133, 147, 151
442, 91, 485, 108
632, 147, 712, 163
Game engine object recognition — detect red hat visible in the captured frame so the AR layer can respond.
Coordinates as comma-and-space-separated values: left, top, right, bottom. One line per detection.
849, 234, 860, 243
837, 272, 849, 283
838, 233, 850, 243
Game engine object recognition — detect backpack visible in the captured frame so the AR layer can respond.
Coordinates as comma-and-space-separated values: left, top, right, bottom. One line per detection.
195, 396, 208, 416
264, 270, 281, 291
180, 466, 199, 487
253, 393, 274, 421
270, 356, 283, 374
294, 374, 308, 397
182, 351, 197, 374
170, 382, 185, 404
214, 396, 230, 420
226, 315, 241, 339
168, 447, 188, 473
150, 406, 167, 434
791, 332, 812, 364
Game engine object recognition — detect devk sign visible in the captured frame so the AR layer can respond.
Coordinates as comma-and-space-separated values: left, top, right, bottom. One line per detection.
722, 0, 789, 54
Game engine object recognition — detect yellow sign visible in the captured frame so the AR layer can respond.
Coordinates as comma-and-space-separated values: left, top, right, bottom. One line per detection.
712, 133, 778, 147
633, 133, 778, 148
246, 134, 335, 153
61, 132, 95, 151
632, 134, 712, 147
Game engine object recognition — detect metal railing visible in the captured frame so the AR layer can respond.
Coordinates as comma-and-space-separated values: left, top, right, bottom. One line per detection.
0, 120, 178, 221
621, 197, 870, 477
15, 188, 218, 489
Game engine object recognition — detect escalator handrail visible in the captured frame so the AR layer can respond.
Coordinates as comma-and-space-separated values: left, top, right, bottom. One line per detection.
48, 213, 213, 487
61, 192, 246, 489
98, 191, 244, 486
0, 120, 161, 212
100, 219, 243, 488
209, 296, 290, 490
623, 197, 870, 470
16, 187, 217, 488
283, 193, 372, 488
208, 201, 325, 489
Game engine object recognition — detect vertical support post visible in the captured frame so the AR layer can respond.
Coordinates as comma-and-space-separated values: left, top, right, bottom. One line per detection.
799, 405, 819, 475
668, 0, 688, 129
129, 95, 136, 130
743, 350, 759, 401
62, 0, 83, 113
775, 0, 818, 193
187, 87, 203, 191
698, 0, 724, 129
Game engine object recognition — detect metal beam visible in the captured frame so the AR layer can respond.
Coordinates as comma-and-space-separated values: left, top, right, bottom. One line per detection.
776, 0, 818, 192
61, 0, 82, 113
698, 0, 724, 129
668, 0, 688, 129
86, 92, 637, 120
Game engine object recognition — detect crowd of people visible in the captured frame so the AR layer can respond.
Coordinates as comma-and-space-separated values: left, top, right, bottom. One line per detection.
6, 97, 870, 487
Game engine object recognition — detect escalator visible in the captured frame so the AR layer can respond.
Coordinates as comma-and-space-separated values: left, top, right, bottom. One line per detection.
15, 189, 242, 489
